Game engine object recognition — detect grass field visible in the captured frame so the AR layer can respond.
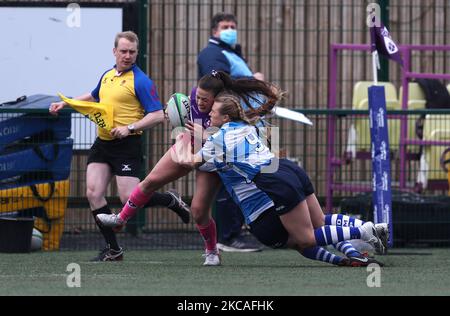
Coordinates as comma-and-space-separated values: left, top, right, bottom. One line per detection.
1, 248, 450, 296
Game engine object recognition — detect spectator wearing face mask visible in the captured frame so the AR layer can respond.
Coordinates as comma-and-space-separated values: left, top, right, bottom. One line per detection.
197, 12, 264, 81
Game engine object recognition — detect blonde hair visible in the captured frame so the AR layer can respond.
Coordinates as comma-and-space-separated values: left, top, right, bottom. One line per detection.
215, 93, 252, 125
114, 31, 139, 48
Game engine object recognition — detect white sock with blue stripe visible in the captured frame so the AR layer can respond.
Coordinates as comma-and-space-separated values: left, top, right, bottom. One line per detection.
325, 214, 364, 228
324, 214, 364, 257
314, 225, 361, 246
301, 246, 344, 266
333, 241, 361, 257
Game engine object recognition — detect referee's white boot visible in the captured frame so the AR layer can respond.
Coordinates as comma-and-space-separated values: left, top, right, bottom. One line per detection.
203, 249, 221, 266
359, 221, 386, 255
96, 213, 125, 230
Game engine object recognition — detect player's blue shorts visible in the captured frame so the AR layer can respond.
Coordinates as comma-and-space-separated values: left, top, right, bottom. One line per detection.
248, 159, 315, 248
253, 159, 314, 216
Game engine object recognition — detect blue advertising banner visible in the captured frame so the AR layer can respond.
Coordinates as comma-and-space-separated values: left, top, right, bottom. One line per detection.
368, 86, 393, 247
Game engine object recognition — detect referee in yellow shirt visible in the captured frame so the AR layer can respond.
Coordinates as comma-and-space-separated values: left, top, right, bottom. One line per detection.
50, 31, 189, 261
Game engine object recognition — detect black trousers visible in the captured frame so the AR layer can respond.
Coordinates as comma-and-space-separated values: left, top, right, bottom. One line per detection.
214, 187, 245, 242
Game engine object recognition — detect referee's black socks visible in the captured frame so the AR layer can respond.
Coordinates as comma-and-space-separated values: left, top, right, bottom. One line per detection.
144, 191, 174, 208
92, 205, 121, 251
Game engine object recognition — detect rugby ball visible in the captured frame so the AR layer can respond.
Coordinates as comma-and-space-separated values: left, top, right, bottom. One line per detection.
30, 228, 43, 251
166, 93, 191, 128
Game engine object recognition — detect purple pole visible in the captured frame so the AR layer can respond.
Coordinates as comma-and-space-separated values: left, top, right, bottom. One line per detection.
401, 44, 450, 51
399, 48, 411, 190
405, 72, 450, 80
326, 45, 338, 212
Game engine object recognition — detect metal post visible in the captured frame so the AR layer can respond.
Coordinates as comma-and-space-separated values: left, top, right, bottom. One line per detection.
399, 47, 411, 190
378, 0, 390, 82
326, 45, 338, 212
131, 0, 149, 236
138, 0, 148, 73
138, 0, 150, 175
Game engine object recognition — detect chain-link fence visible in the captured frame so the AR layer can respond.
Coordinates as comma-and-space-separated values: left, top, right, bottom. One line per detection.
1, 106, 449, 249
1, 0, 450, 249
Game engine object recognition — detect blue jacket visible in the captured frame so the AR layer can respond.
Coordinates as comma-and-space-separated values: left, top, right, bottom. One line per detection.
197, 37, 253, 80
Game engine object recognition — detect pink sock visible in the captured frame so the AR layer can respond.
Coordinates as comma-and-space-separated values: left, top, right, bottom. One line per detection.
119, 186, 153, 222
196, 218, 217, 252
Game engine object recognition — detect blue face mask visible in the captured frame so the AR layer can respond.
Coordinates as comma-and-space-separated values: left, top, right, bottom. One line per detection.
219, 29, 237, 47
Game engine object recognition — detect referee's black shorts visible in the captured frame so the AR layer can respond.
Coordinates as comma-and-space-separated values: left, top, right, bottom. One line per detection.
87, 135, 143, 178
248, 159, 315, 248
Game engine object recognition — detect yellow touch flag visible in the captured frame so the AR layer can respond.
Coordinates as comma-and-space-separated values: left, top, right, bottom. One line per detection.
58, 93, 114, 131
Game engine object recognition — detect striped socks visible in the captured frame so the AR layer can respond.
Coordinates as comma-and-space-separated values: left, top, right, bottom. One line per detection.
325, 214, 364, 228
333, 241, 361, 258
302, 246, 344, 266
314, 225, 361, 246
324, 214, 365, 257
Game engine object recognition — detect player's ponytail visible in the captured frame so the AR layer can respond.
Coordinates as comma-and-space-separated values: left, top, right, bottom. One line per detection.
198, 70, 226, 97
199, 70, 285, 120
226, 75, 285, 120
252, 84, 285, 118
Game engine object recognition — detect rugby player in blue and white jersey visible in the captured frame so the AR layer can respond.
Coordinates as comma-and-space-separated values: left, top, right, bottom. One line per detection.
190, 93, 387, 266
